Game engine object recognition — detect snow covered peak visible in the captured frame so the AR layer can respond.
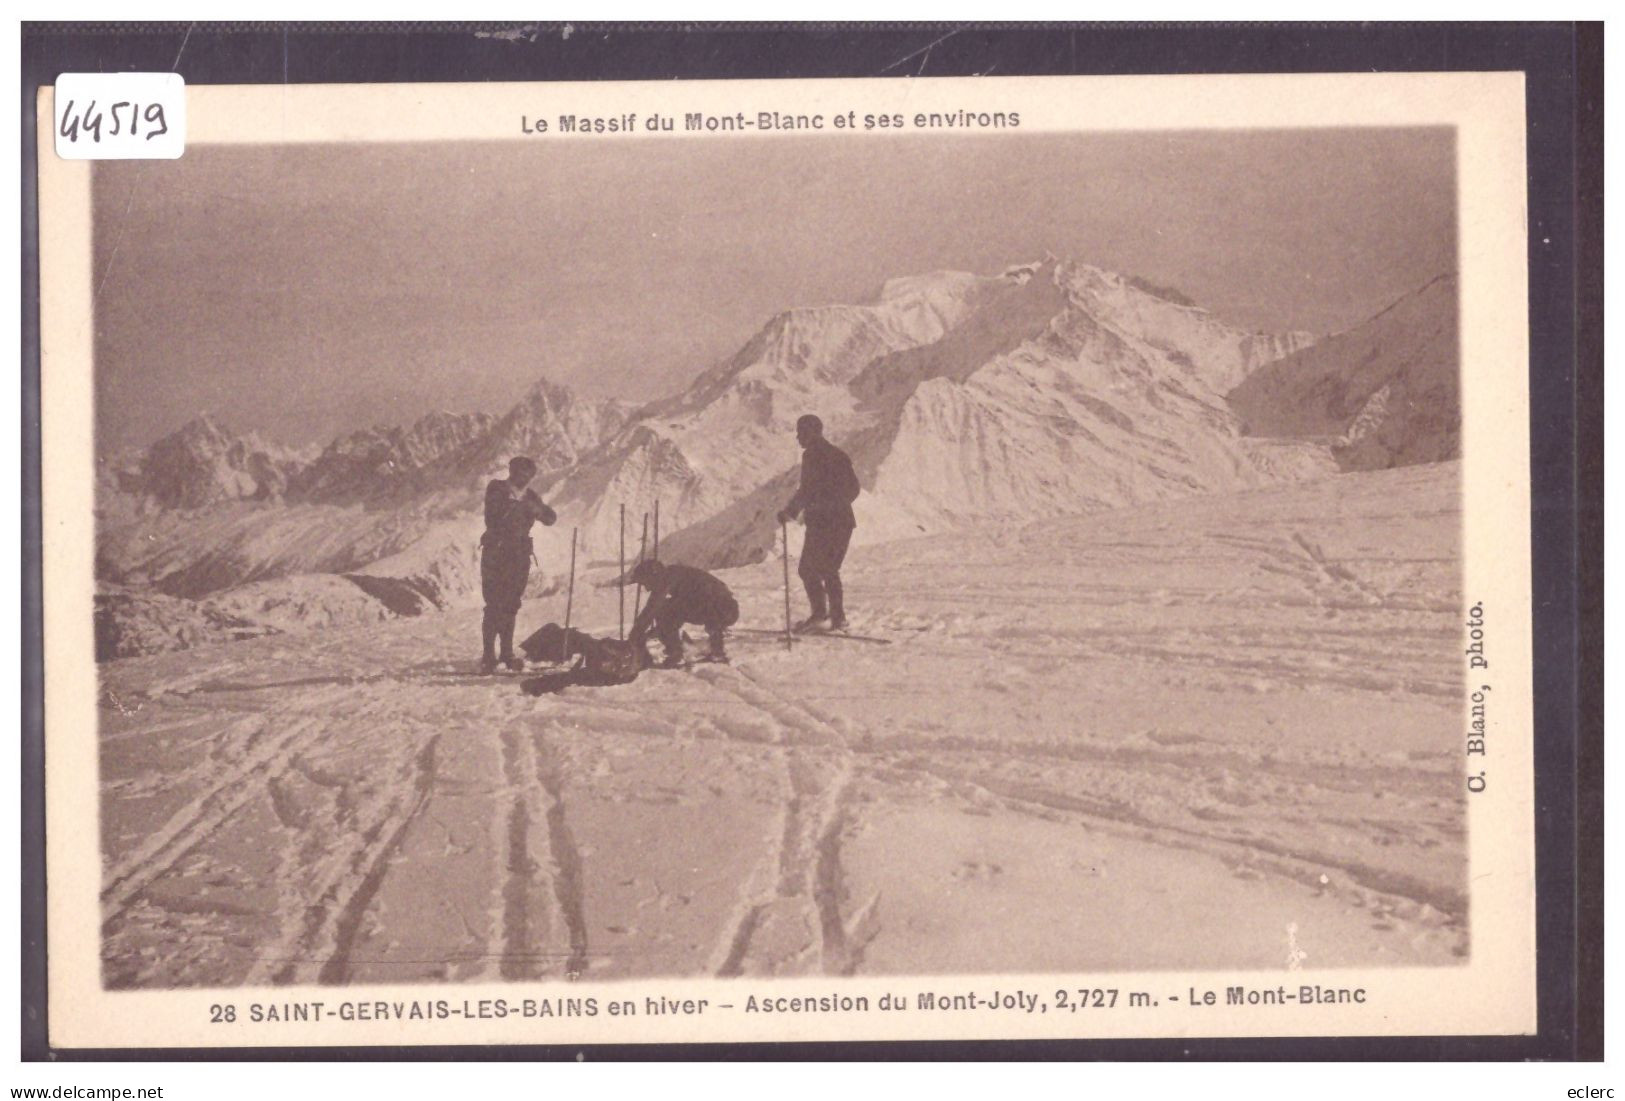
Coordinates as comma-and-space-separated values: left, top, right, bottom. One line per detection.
289, 411, 496, 505
875, 269, 986, 305
707, 269, 1005, 398
129, 415, 307, 509
1051, 259, 1315, 393
514, 374, 577, 413
426, 376, 633, 491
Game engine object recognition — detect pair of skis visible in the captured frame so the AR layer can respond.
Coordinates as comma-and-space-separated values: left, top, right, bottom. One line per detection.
768, 518, 893, 646
732, 626, 893, 647
650, 624, 892, 678
638, 518, 896, 668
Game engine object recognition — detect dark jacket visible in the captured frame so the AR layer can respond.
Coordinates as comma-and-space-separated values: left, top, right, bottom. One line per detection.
631, 565, 737, 638
786, 437, 860, 529
483, 479, 556, 550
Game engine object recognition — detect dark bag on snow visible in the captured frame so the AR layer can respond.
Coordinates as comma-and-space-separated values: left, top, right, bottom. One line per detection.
582, 638, 641, 683
520, 623, 641, 685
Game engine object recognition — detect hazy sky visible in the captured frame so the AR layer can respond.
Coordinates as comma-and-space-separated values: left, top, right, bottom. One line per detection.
94, 129, 1455, 453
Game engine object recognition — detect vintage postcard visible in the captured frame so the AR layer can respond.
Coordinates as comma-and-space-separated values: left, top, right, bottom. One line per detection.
39, 71, 1534, 1048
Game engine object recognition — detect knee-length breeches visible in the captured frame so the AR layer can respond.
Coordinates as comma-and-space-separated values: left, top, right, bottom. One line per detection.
481, 545, 530, 616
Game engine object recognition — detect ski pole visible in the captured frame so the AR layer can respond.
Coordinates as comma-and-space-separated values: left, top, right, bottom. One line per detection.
653, 499, 660, 559
562, 527, 577, 663
618, 503, 626, 641
782, 520, 792, 651
632, 512, 649, 625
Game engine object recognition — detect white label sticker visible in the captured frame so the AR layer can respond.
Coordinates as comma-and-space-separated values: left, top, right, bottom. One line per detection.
54, 72, 185, 160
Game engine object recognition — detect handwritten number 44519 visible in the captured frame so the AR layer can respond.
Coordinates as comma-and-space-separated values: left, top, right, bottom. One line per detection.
59, 99, 169, 143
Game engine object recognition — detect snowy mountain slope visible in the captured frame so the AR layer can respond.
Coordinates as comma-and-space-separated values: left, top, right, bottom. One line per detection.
96, 492, 477, 600
1227, 273, 1458, 471
864, 280, 1320, 537
90, 494, 485, 661
661, 259, 1333, 566
96, 462, 1466, 987
94, 583, 278, 661
607, 259, 1317, 564
1060, 262, 1315, 393
94, 573, 447, 661
652, 267, 1072, 568
96, 255, 1337, 658
537, 268, 1009, 559
95, 383, 626, 654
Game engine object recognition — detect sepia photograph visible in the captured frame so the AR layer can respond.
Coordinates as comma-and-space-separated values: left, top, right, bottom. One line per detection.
37, 72, 1537, 1048
89, 128, 1468, 989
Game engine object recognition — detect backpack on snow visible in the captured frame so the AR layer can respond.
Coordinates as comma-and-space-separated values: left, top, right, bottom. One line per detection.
520, 623, 641, 685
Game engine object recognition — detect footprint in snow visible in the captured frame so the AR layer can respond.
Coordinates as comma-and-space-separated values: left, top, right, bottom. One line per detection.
952, 861, 1004, 882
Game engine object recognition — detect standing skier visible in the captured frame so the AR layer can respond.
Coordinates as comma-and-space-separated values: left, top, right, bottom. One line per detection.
627, 559, 740, 666
480, 456, 557, 673
777, 414, 860, 632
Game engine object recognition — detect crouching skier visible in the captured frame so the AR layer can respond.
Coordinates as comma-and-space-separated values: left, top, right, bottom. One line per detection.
480, 456, 557, 673
627, 560, 740, 667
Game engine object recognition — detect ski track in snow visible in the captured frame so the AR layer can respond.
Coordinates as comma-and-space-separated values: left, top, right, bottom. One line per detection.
685, 663, 877, 977
96, 463, 1468, 987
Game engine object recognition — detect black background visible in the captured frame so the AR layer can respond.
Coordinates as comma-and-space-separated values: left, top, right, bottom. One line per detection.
20, 21, 1603, 1062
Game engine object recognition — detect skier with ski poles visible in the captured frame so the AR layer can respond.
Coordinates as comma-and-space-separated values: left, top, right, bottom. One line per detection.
479, 456, 558, 673
776, 414, 859, 633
